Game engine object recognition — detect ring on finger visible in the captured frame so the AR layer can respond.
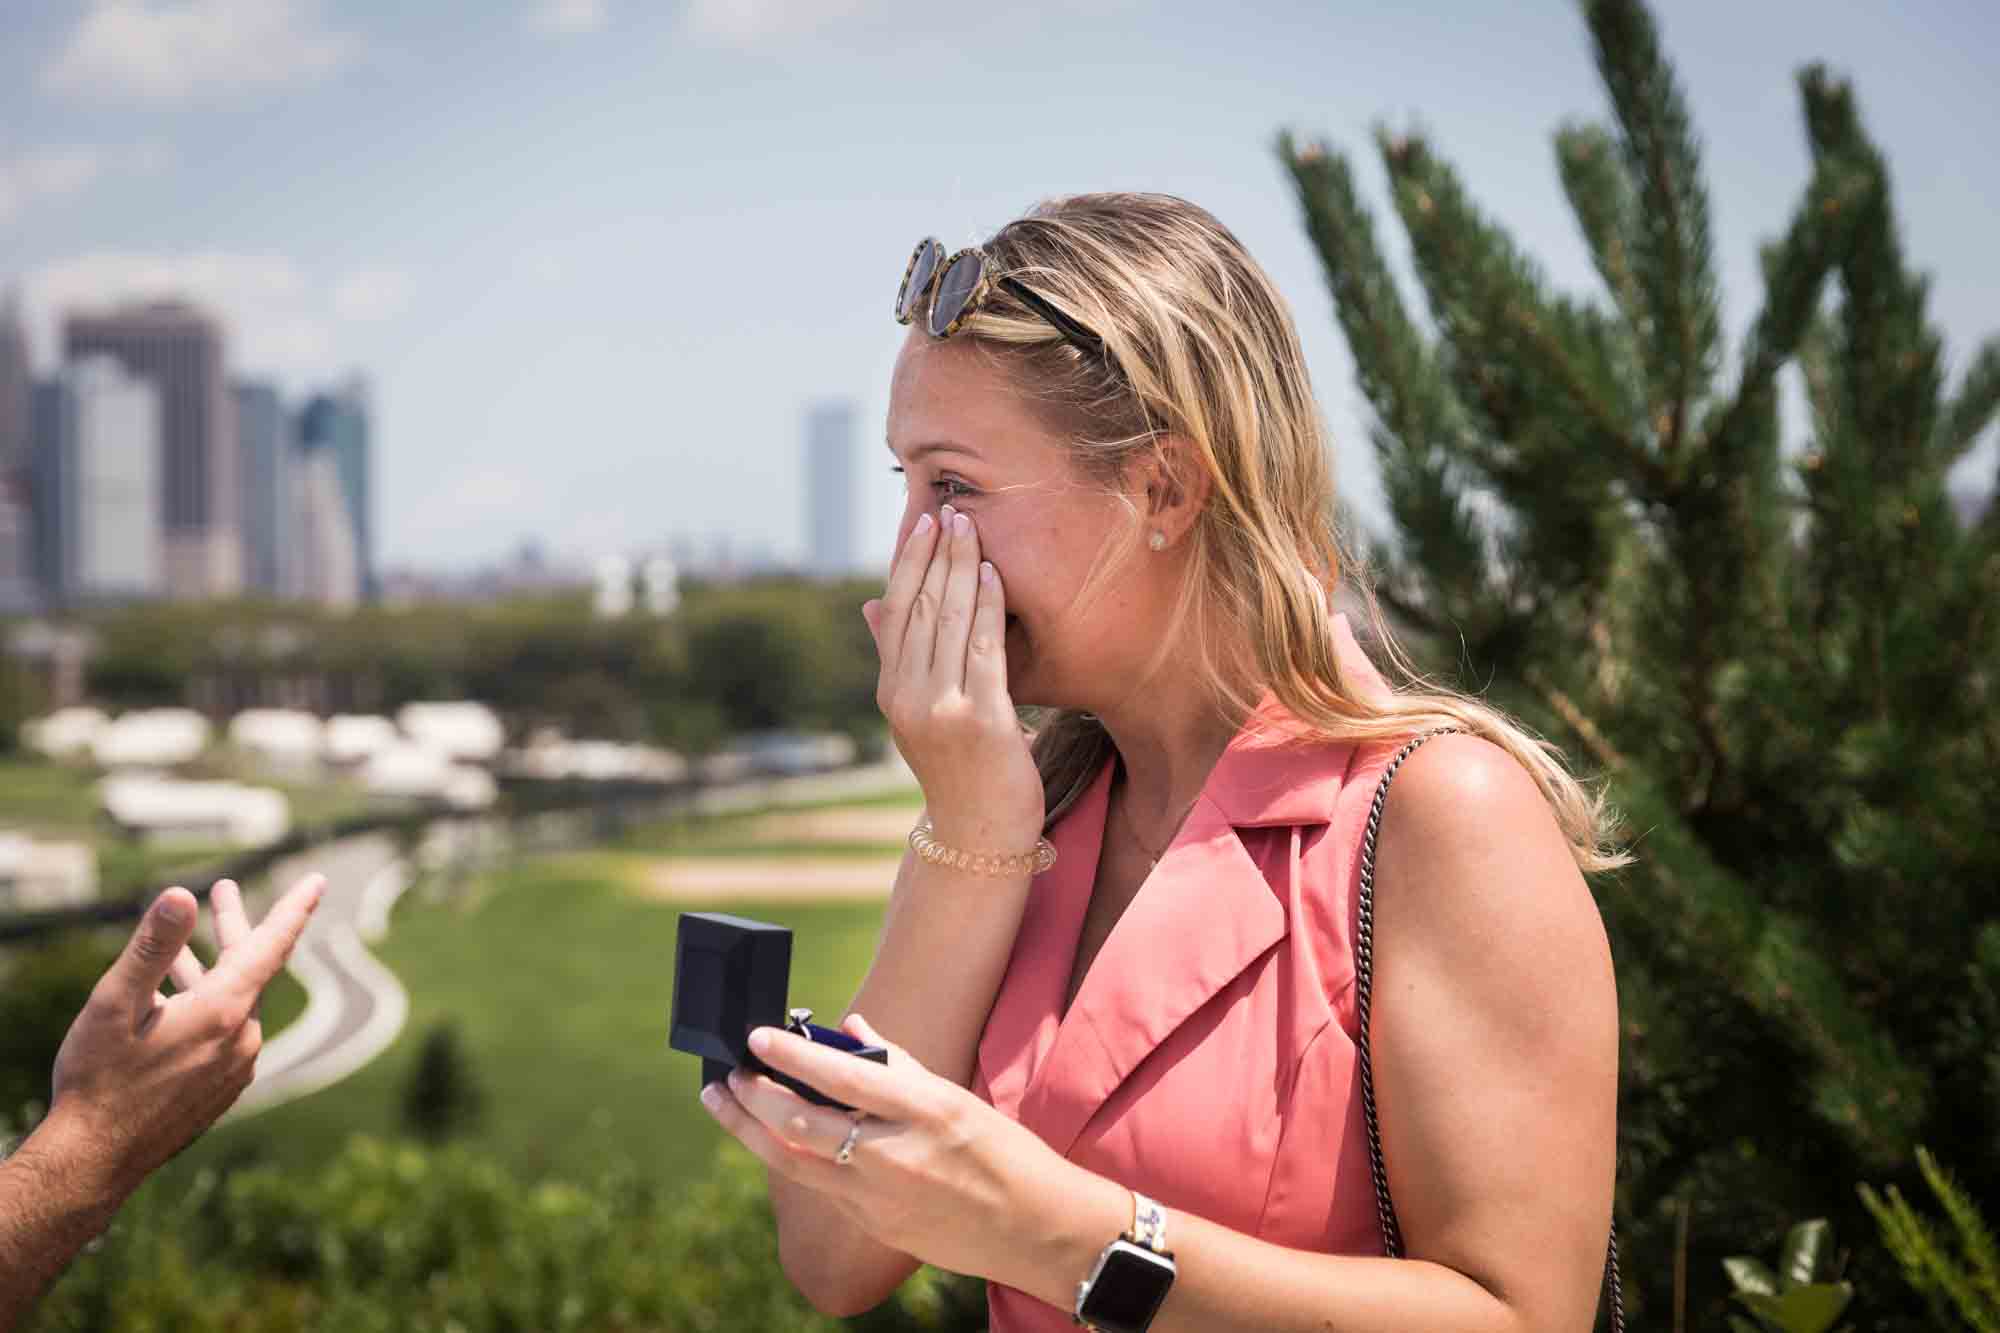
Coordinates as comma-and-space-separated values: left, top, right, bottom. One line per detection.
834, 1116, 866, 1166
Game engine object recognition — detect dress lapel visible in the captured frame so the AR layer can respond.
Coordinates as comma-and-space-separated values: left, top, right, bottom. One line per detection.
983, 609, 1389, 1155
975, 759, 1111, 1119
1017, 788, 1288, 1156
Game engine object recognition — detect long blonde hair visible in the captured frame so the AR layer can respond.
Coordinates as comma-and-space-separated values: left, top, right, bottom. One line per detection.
950, 192, 1628, 874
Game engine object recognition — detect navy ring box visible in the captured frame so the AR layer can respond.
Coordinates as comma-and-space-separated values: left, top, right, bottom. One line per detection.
668, 911, 888, 1112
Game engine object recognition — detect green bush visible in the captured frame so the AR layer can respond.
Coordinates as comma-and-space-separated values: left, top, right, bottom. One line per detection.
1861, 1148, 2000, 1332
0, 933, 120, 1121
28, 1136, 987, 1333
1723, 1218, 1855, 1333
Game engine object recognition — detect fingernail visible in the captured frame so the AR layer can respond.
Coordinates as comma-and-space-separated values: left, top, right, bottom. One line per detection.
980, 561, 995, 584
915, 512, 934, 535
952, 511, 971, 536
747, 1027, 773, 1056
700, 1083, 721, 1112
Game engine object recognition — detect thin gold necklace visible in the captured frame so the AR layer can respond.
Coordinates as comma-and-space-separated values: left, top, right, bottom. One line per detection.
1115, 785, 1198, 867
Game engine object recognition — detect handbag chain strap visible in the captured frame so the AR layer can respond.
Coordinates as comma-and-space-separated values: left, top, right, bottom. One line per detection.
1354, 728, 1626, 1332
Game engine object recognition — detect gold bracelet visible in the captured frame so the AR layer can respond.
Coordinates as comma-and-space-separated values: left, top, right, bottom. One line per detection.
908, 816, 1057, 877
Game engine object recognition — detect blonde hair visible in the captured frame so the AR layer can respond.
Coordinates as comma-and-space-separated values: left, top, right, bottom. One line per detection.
953, 192, 1629, 874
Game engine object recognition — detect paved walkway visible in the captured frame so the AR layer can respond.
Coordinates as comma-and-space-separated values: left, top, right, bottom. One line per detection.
226, 833, 410, 1120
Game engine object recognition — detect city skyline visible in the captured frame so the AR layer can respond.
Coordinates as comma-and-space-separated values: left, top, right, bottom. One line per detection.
2, 1, 1994, 575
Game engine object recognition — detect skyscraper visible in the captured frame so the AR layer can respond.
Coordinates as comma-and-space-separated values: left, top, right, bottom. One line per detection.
233, 380, 291, 596
0, 290, 29, 472
805, 400, 857, 577
0, 291, 35, 607
63, 299, 241, 599
30, 357, 162, 604
299, 376, 373, 600
0, 473, 34, 614
288, 446, 360, 610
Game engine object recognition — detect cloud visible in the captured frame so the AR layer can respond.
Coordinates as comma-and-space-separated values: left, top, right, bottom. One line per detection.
681, 0, 1144, 46
331, 268, 411, 323
43, 0, 357, 104
17, 251, 378, 386
527, 0, 609, 35
0, 148, 104, 223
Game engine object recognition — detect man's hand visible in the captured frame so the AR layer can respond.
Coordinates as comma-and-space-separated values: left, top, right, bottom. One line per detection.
47, 874, 323, 1191
1, 874, 323, 1331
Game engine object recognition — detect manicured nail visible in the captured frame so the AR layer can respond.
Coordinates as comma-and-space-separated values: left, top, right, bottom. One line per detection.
980, 561, 996, 584
700, 1083, 721, 1112
747, 1027, 774, 1057
914, 513, 933, 535
952, 511, 971, 536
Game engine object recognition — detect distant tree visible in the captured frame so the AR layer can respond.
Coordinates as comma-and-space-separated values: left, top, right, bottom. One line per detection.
402, 1019, 485, 1144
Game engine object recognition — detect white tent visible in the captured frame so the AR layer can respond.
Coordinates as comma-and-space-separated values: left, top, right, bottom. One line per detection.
509, 736, 688, 783
229, 709, 325, 773
98, 774, 290, 848
324, 714, 400, 765
0, 833, 98, 911
361, 741, 498, 810
22, 706, 109, 760
92, 709, 212, 770
397, 702, 505, 763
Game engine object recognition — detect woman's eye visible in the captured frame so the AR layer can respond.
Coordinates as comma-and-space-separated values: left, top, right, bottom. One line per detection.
887, 466, 974, 501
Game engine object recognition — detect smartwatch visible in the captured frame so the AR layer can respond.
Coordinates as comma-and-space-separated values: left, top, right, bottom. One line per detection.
1073, 1191, 1176, 1332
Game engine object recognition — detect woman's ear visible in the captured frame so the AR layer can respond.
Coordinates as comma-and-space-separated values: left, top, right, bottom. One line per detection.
1141, 434, 1213, 545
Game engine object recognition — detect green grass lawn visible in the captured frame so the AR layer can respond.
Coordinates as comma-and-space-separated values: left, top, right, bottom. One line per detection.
0, 757, 100, 838
169, 850, 887, 1192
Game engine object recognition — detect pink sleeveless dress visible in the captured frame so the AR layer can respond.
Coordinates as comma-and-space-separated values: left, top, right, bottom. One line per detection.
972, 615, 1399, 1331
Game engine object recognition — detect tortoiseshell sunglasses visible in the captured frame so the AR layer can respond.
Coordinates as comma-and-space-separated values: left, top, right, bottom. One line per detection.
894, 237, 1106, 359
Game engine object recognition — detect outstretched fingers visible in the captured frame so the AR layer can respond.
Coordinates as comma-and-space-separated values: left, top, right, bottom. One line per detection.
104, 888, 199, 1015
216, 873, 324, 995
209, 879, 251, 952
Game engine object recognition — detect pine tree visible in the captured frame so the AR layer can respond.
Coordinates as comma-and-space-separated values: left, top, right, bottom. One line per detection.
403, 1019, 485, 1144
1280, 1, 1999, 1325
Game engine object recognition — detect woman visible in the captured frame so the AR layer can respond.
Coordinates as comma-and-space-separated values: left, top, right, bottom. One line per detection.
702, 193, 1622, 1332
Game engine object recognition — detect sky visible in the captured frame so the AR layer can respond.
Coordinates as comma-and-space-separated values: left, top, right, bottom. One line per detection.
3, 0, 1996, 575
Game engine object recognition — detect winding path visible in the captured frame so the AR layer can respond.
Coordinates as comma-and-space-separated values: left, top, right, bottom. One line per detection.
226, 834, 410, 1120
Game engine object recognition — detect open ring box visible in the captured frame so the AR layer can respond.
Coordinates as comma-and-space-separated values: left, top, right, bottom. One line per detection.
669, 911, 888, 1113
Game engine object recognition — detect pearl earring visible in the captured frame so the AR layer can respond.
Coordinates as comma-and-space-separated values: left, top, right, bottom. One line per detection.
1147, 530, 1167, 552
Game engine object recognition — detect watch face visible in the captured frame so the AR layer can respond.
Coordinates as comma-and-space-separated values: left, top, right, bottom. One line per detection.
1078, 1242, 1175, 1332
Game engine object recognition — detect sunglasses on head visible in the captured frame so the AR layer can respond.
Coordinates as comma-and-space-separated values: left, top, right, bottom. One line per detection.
894, 236, 1106, 360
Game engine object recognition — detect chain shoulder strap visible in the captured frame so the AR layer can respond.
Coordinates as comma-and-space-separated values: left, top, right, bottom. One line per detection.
1354, 727, 1625, 1332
